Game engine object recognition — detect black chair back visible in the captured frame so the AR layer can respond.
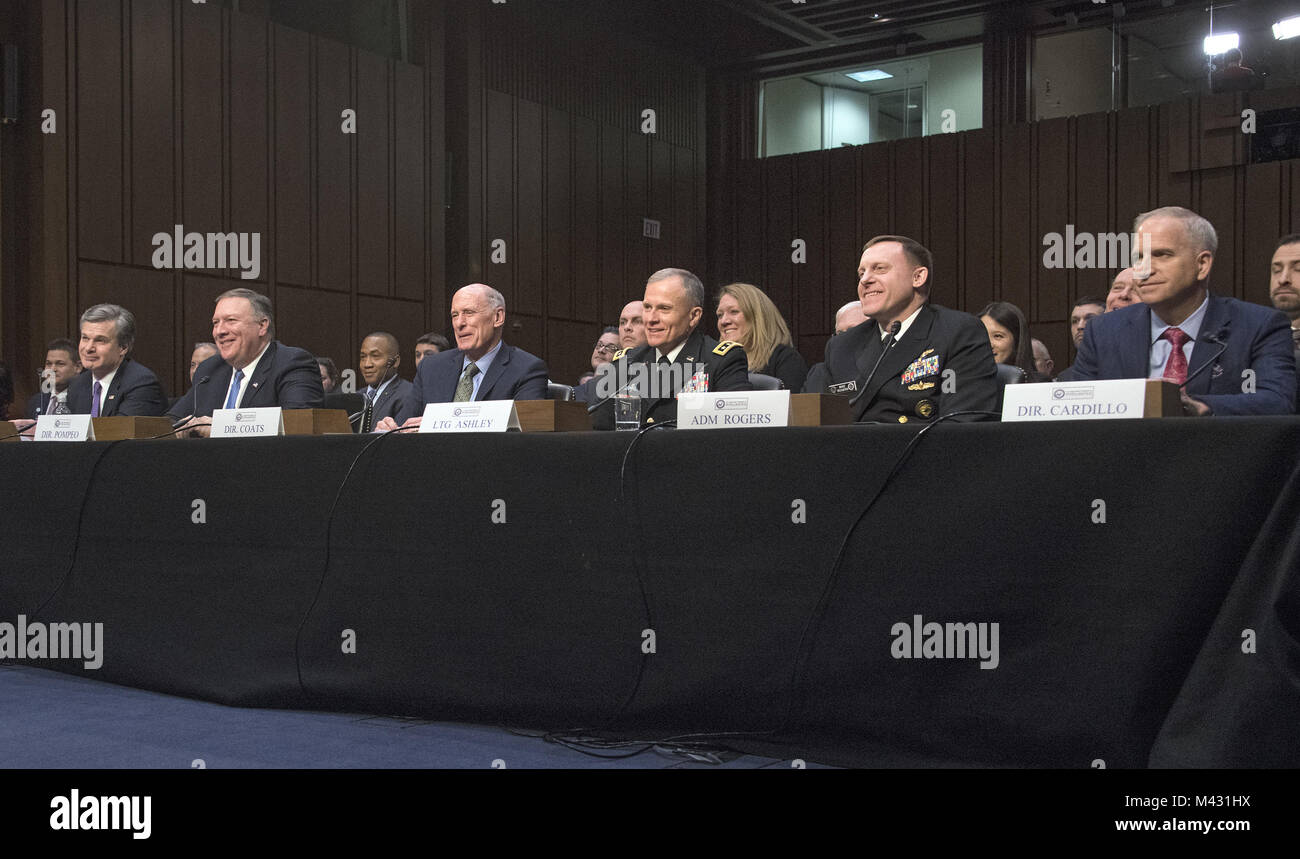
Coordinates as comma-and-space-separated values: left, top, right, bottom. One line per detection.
748, 373, 783, 390
547, 382, 574, 402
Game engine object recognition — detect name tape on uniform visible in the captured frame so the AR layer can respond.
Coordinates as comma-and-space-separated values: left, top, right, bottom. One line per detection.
678, 390, 791, 429
419, 401, 521, 433
34, 414, 95, 442
211, 407, 285, 437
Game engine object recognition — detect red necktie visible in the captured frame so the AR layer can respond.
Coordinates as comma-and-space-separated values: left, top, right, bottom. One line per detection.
1160, 327, 1190, 384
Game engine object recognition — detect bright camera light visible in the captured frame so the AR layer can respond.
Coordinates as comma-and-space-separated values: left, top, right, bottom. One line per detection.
1203, 32, 1240, 55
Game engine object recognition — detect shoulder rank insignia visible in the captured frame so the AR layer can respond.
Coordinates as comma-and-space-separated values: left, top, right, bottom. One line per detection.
713, 340, 740, 356
612, 348, 629, 361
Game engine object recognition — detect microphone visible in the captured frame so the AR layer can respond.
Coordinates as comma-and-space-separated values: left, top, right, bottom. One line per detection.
849, 321, 903, 406
586, 376, 642, 414
172, 375, 210, 433
1180, 329, 1229, 390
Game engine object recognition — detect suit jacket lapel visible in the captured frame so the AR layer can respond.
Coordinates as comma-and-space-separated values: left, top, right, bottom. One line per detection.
1119, 307, 1152, 379
854, 327, 884, 378
204, 362, 234, 415
244, 341, 278, 407
856, 306, 935, 417
437, 350, 463, 402
1186, 294, 1228, 397
102, 363, 126, 417
474, 344, 512, 401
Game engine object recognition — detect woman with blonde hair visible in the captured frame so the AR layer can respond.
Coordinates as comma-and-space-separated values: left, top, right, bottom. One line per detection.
715, 282, 808, 392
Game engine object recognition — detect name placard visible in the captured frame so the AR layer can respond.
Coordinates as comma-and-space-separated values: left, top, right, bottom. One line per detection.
419, 401, 521, 433
1002, 379, 1149, 421
211, 407, 285, 437
677, 390, 791, 429
34, 414, 95, 442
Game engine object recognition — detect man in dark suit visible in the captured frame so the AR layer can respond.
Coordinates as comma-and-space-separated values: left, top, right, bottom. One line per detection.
589, 268, 752, 429
819, 235, 998, 423
26, 338, 81, 418
167, 288, 324, 436
356, 331, 420, 432
65, 304, 168, 417
1073, 207, 1296, 416
378, 284, 548, 431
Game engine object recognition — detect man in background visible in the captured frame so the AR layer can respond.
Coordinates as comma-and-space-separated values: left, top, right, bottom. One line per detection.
26, 338, 81, 418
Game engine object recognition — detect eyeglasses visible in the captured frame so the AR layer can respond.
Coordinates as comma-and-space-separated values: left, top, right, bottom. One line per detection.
593, 341, 618, 354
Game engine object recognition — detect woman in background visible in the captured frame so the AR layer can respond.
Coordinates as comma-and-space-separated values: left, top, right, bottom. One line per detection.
979, 301, 1045, 382
715, 282, 808, 392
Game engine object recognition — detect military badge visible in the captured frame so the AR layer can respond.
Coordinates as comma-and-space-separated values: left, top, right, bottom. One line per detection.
900, 354, 940, 384
906, 381, 935, 391
916, 399, 935, 418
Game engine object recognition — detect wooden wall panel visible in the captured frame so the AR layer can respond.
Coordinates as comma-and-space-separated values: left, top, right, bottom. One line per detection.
515, 99, 545, 316
315, 39, 352, 292
961, 129, 996, 315
547, 318, 598, 387
129, 0, 175, 267
793, 150, 826, 340
1115, 106, 1153, 228
732, 159, 764, 286
825, 145, 860, 335
623, 132, 649, 291
763, 157, 794, 327
23, 3, 433, 393
1242, 163, 1283, 308
926, 134, 959, 310
545, 106, 572, 319
858, 143, 891, 243
1072, 112, 1111, 315
892, 138, 925, 242
276, 284, 350, 371
672, 146, 698, 276
1031, 118, 1068, 321
181, 0, 223, 241
76, 0, 123, 263
273, 25, 311, 288
572, 117, 601, 324
356, 51, 390, 297
393, 63, 426, 303
648, 138, 674, 276
598, 126, 626, 322
484, 89, 516, 304
1197, 167, 1239, 297
229, 13, 269, 282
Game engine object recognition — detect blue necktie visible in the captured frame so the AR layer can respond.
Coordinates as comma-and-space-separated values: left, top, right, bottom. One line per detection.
91, 381, 102, 417
225, 369, 244, 410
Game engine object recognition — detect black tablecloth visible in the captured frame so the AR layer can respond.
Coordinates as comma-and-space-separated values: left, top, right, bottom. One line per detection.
2, 419, 1298, 767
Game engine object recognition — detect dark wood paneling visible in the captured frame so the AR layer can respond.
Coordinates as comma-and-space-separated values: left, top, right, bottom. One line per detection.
763, 156, 794, 327
356, 51, 390, 297
892, 138, 925, 241
961, 129, 996, 315
514, 99, 544, 316
1072, 112, 1111, 316
229, 12, 268, 281
76, 0, 123, 263
999, 123, 1033, 315
546, 318, 599, 387
273, 25, 311, 287
572, 117, 600, 324
1115, 106, 1152, 227
926, 134, 959, 309
484, 89, 516, 303
276, 284, 349, 367
732, 159, 764, 286
623, 132, 649, 290
315, 38, 351, 292
793, 150, 825, 339
545, 106, 572, 319
825, 145, 860, 337
858, 142, 891, 244
1032, 118, 1069, 321
129, 0, 175, 267
648, 138, 673, 276
1197, 167, 1238, 297
180, 0, 223, 239
672, 145, 697, 275
1242, 163, 1283, 308
598, 125, 626, 322
393, 62, 425, 302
